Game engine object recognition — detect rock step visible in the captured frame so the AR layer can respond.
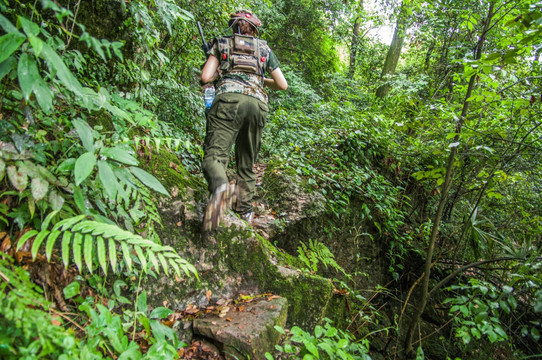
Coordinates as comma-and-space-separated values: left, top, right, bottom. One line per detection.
193, 297, 288, 359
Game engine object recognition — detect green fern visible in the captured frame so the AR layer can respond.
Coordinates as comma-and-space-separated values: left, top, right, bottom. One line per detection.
16, 215, 198, 279
297, 239, 345, 275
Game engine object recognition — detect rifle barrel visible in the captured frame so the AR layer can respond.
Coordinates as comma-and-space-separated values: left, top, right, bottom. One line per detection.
197, 21, 207, 49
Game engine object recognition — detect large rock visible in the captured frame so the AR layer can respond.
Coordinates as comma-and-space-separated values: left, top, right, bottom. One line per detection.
193, 297, 288, 359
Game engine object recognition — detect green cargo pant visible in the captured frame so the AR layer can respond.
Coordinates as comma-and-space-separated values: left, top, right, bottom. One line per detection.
202, 92, 268, 215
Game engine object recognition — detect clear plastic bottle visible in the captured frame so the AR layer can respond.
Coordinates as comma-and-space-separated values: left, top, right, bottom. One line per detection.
204, 86, 215, 109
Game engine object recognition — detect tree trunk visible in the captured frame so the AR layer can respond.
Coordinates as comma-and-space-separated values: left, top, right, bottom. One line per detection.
375, 1, 407, 98
348, 1, 364, 79
403, 2, 495, 357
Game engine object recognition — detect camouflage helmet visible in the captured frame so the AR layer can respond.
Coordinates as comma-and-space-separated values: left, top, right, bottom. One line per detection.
228, 10, 261, 32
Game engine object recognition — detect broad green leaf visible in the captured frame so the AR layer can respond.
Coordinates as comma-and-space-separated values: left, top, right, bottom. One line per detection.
74, 152, 96, 186
63, 281, 80, 299
97, 236, 107, 274
73, 185, 86, 213
7, 165, 28, 192
318, 343, 334, 357
0, 56, 16, 82
0, 160, 4, 182
18, 52, 40, 101
532, 327, 540, 342
73, 232, 83, 272
16, 230, 38, 251
27, 34, 43, 57
28, 196, 35, 219
33, 75, 53, 113
18, 16, 40, 37
45, 230, 61, 260
83, 234, 93, 273
149, 306, 173, 319
416, 346, 424, 360
90, 37, 106, 61
98, 160, 118, 199
137, 290, 147, 313
41, 44, 85, 98
31, 177, 49, 202
61, 231, 72, 267
72, 118, 95, 153
57, 158, 76, 173
102, 147, 138, 166
48, 189, 65, 211
0, 14, 18, 33
31, 230, 50, 259
129, 167, 169, 196
0, 32, 26, 64
150, 319, 175, 342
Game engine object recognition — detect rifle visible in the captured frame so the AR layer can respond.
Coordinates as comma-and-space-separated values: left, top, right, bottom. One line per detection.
197, 21, 211, 55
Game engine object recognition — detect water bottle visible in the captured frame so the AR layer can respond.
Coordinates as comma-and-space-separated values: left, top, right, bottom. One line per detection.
204, 86, 215, 109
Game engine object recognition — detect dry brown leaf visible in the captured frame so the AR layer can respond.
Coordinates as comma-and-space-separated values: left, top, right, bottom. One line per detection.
206, 290, 212, 302
0, 234, 11, 253
163, 300, 168, 307
184, 305, 199, 315
226, 317, 232, 322
51, 315, 61, 326
238, 305, 245, 312
218, 306, 230, 318
267, 295, 281, 301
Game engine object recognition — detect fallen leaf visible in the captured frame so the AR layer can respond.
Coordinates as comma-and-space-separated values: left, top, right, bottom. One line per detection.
270, 305, 276, 309
184, 305, 199, 315
333, 288, 349, 296
238, 305, 245, 312
267, 295, 281, 301
0, 234, 11, 253
175, 274, 181, 282
206, 290, 212, 302
51, 315, 61, 326
218, 306, 230, 318
163, 300, 168, 307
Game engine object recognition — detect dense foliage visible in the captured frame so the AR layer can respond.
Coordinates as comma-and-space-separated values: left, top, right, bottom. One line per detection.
0, 0, 541, 359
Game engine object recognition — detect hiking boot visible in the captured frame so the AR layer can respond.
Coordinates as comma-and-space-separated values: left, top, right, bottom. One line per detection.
241, 211, 253, 223
202, 182, 239, 232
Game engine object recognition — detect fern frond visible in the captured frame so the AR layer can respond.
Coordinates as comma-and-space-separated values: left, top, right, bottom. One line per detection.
20, 216, 197, 280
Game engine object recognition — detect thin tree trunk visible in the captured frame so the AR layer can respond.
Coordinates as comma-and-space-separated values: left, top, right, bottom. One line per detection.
403, 2, 495, 357
348, 0, 364, 79
375, 1, 407, 98
348, 17, 361, 79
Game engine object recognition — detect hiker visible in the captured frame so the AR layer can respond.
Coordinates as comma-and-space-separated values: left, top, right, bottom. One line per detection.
200, 10, 288, 231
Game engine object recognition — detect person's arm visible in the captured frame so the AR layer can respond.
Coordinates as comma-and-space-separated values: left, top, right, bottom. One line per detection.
264, 68, 288, 91
201, 55, 219, 83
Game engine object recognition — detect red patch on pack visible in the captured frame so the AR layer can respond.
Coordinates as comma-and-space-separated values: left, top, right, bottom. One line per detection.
222, 53, 227, 60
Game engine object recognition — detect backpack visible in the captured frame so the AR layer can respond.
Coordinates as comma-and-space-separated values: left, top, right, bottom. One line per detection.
216, 35, 269, 81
